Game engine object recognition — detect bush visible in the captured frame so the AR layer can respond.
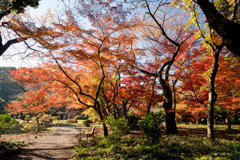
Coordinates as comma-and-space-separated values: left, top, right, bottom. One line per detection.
82, 119, 92, 127
0, 114, 17, 135
140, 111, 165, 145
126, 114, 140, 130
74, 115, 88, 120
66, 119, 78, 123
107, 116, 129, 135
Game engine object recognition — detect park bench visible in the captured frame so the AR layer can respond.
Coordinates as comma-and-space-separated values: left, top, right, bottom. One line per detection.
86, 126, 95, 140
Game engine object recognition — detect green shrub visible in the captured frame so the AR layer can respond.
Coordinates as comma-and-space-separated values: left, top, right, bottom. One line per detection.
126, 114, 140, 130
82, 119, 92, 127
66, 119, 78, 123
140, 111, 165, 145
74, 115, 88, 120
0, 114, 17, 135
107, 116, 129, 135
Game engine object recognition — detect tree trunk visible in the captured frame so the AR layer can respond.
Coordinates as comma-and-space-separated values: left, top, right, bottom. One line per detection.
196, 0, 240, 57
95, 103, 109, 137
102, 123, 108, 137
161, 83, 178, 134
195, 116, 199, 125
36, 117, 40, 133
97, 109, 108, 137
207, 46, 222, 140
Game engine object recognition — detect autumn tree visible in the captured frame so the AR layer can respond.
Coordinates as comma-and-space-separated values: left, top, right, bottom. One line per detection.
178, 36, 223, 140
215, 56, 240, 130
178, 46, 240, 129
124, 1, 194, 134
6, 0, 142, 137
6, 66, 75, 132
101, 65, 162, 119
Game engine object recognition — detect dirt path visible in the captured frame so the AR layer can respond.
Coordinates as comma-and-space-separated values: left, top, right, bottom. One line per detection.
6, 126, 80, 160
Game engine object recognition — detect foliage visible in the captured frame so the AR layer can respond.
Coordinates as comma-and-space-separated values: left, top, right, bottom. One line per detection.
24, 115, 31, 122
140, 111, 165, 145
20, 122, 34, 132
107, 116, 130, 135
230, 143, 240, 159
74, 115, 88, 120
0, 0, 40, 14
66, 119, 78, 123
81, 108, 98, 123
126, 114, 140, 130
39, 114, 53, 125
0, 114, 17, 135
82, 119, 93, 127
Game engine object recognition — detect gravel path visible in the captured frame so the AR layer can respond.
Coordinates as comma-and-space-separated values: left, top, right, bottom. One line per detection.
6, 126, 80, 160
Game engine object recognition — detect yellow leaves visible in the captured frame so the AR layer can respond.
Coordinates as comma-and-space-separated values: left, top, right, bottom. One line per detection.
202, 68, 211, 81
182, 0, 194, 9
171, 0, 194, 11
170, 0, 180, 8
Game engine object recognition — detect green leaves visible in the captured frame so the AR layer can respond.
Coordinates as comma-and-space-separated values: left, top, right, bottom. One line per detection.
140, 111, 165, 145
107, 116, 129, 135
0, 114, 17, 134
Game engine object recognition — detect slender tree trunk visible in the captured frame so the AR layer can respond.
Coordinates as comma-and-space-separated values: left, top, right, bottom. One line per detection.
195, 116, 199, 125
36, 117, 40, 133
207, 46, 223, 140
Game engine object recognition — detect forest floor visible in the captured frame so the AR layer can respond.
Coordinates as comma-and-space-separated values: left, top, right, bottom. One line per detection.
1, 124, 239, 159
1, 125, 81, 160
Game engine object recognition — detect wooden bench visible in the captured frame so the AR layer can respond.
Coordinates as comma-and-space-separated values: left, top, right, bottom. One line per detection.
86, 126, 95, 140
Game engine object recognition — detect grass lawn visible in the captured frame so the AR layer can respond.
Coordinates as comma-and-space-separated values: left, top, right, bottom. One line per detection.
73, 124, 240, 160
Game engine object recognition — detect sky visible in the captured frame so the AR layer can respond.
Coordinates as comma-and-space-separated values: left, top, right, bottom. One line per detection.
0, 0, 63, 68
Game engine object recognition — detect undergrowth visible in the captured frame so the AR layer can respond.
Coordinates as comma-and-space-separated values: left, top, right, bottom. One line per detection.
73, 133, 240, 160
0, 140, 26, 159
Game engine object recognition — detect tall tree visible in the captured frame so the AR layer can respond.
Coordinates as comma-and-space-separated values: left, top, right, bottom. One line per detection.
127, 1, 193, 134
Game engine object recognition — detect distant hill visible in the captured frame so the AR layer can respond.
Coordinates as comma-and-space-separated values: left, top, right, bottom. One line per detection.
0, 67, 24, 113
